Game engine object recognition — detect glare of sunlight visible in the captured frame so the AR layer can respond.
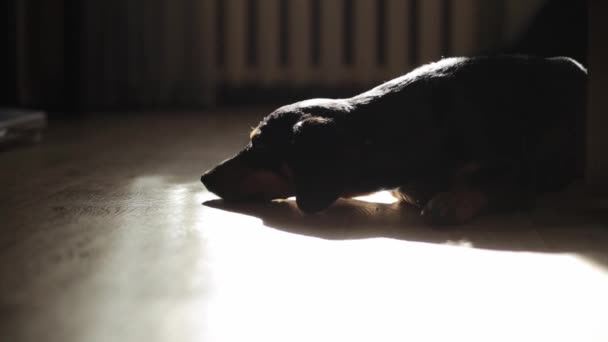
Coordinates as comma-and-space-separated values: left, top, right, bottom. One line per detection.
285, 190, 399, 204
202, 214, 608, 342
354, 190, 399, 204
130, 175, 165, 189
118, 176, 608, 342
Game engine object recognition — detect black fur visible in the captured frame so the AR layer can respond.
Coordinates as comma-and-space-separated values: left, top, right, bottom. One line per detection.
202, 55, 587, 224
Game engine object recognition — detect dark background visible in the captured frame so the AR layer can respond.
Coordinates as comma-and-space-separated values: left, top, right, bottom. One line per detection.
0, 0, 588, 113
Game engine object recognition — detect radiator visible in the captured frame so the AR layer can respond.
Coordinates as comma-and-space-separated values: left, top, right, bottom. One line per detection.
211, 0, 479, 88
74, 0, 508, 107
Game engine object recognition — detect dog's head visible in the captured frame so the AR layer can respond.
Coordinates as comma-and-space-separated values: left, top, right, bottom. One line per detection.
201, 102, 365, 213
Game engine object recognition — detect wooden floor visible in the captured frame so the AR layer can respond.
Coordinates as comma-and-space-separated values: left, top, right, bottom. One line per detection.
1, 110, 608, 342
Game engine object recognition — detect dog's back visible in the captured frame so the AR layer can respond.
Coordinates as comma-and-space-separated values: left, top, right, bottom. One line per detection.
342, 55, 587, 192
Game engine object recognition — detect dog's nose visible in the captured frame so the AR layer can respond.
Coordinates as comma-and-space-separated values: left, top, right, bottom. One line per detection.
200, 171, 212, 186
201, 170, 221, 193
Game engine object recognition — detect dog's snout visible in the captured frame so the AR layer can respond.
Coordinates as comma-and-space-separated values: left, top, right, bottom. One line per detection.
201, 165, 234, 197
202, 170, 228, 199
200, 170, 216, 189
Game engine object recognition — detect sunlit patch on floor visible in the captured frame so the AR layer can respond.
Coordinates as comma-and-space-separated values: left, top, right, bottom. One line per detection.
186, 178, 608, 341
197, 187, 220, 204
280, 191, 399, 205
203, 221, 608, 342
354, 190, 399, 204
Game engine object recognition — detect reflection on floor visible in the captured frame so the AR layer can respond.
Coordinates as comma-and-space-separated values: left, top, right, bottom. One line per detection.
0, 111, 607, 342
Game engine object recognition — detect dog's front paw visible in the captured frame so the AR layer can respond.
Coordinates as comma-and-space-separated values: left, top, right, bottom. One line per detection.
421, 190, 488, 225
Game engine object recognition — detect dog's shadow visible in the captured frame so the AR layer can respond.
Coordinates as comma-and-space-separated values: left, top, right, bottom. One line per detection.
203, 192, 608, 265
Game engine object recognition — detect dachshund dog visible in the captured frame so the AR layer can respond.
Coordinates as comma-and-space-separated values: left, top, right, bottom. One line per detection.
201, 55, 587, 224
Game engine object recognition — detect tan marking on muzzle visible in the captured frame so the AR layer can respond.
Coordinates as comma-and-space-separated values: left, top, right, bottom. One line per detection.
205, 153, 294, 201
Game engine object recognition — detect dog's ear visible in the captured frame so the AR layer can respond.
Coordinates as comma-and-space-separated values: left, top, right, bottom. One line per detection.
290, 116, 341, 213
294, 178, 340, 213
294, 167, 341, 213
